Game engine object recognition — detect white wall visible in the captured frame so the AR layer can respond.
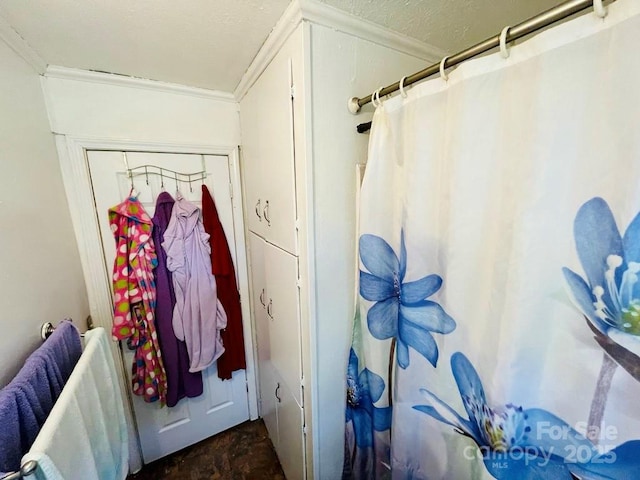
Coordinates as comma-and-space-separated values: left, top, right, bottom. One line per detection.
309, 24, 427, 479
0, 41, 88, 388
41, 72, 243, 473
42, 69, 240, 144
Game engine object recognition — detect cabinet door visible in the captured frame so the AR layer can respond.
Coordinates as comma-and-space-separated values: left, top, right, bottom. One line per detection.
264, 241, 303, 406
240, 34, 299, 254
275, 371, 305, 480
248, 233, 278, 443
241, 79, 267, 238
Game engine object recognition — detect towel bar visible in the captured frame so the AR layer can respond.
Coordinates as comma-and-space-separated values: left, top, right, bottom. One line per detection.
41, 317, 91, 340
2, 320, 88, 479
1, 460, 37, 479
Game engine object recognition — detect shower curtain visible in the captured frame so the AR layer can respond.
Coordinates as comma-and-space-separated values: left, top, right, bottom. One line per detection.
344, 1, 640, 479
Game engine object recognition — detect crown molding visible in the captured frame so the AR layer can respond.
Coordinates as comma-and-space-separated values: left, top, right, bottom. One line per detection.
0, 15, 47, 74
234, 0, 303, 101
234, 0, 447, 101
299, 0, 447, 61
44, 65, 237, 103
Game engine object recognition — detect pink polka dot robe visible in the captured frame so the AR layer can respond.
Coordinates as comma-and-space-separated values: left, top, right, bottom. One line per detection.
109, 193, 167, 405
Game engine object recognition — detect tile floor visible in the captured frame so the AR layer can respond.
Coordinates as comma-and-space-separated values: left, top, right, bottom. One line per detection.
128, 420, 285, 480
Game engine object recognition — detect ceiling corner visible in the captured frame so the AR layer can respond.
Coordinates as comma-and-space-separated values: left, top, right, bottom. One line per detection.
0, 13, 46, 74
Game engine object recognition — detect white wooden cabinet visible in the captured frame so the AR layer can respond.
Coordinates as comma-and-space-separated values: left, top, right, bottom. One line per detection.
241, 33, 298, 256
248, 230, 305, 479
240, 8, 428, 478
242, 23, 309, 480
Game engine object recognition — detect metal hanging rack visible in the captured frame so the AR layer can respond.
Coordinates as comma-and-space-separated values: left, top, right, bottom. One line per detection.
125, 164, 207, 193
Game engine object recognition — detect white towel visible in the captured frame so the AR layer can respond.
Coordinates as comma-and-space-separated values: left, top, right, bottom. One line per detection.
22, 328, 129, 480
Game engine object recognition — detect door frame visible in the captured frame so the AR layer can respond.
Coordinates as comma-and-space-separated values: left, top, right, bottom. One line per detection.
54, 134, 260, 469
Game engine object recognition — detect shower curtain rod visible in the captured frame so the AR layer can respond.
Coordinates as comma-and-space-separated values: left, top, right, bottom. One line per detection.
348, 0, 601, 114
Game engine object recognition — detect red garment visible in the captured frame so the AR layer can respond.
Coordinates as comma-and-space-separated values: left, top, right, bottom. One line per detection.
201, 185, 246, 380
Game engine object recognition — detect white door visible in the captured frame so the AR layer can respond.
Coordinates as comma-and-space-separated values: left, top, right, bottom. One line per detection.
87, 150, 250, 463
274, 369, 305, 480
248, 233, 278, 444
264, 242, 303, 406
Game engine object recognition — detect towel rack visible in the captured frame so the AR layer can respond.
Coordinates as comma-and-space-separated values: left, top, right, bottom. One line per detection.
40, 317, 92, 340
1, 319, 88, 479
0, 460, 37, 479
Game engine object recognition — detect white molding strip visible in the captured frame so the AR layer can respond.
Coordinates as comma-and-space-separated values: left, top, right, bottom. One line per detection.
45, 65, 237, 103
234, 0, 447, 101
299, 0, 447, 61
0, 14, 46, 74
234, 0, 303, 101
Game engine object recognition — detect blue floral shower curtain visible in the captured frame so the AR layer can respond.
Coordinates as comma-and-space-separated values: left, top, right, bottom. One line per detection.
343, 1, 640, 478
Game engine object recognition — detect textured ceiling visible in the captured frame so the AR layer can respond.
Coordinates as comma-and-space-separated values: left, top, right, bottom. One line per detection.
0, 0, 290, 92
0, 0, 565, 92
321, 0, 562, 54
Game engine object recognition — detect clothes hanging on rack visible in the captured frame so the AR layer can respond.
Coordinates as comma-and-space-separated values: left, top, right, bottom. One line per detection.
201, 185, 246, 380
162, 193, 227, 373
152, 192, 203, 407
109, 193, 167, 405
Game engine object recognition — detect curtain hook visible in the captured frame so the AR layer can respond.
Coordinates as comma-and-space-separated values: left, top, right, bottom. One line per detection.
399, 76, 408, 98
440, 56, 450, 82
159, 167, 164, 189
189, 174, 193, 193
500, 26, 512, 59
174, 172, 179, 192
144, 165, 149, 185
593, 0, 607, 18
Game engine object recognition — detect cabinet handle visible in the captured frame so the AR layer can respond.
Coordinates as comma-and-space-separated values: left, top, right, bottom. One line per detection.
267, 299, 273, 319
255, 199, 262, 221
263, 200, 271, 226
275, 382, 281, 403
259, 289, 266, 308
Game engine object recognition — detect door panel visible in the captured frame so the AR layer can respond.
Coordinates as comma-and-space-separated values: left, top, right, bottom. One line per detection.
240, 84, 266, 238
240, 42, 298, 254
87, 150, 250, 463
275, 370, 305, 480
264, 242, 303, 406
248, 233, 278, 443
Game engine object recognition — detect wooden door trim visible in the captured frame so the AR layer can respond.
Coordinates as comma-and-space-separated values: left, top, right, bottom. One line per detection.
54, 135, 260, 469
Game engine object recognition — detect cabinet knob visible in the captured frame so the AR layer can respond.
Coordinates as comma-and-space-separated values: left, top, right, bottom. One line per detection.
267, 299, 274, 319
263, 200, 271, 226
259, 288, 266, 308
255, 199, 262, 221
275, 382, 281, 403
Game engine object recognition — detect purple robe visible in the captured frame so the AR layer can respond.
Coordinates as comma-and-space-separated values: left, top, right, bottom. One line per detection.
162, 194, 227, 373
152, 192, 203, 407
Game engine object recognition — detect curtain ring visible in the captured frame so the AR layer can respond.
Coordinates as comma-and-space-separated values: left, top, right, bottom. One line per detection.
399, 76, 408, 98
439, 56, 450, 82
593, 0, 607, 18
371, 87, 382, 108
500, 26, 511, 59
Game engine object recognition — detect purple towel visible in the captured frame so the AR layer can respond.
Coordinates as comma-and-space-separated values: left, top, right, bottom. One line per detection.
0, 321, 82, 473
